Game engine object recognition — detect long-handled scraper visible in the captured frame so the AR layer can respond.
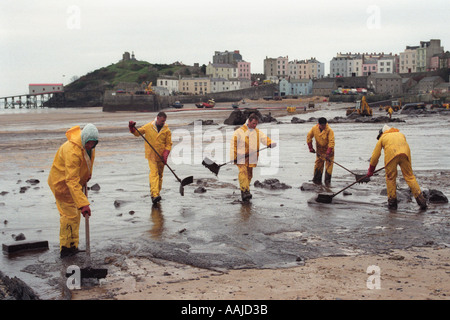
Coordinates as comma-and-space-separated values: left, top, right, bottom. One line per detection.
66, 186, 108, 280
316, 152, 369, 183
315, 167, 385, 204
202, 146, 270, 176
134, 125, 193, 195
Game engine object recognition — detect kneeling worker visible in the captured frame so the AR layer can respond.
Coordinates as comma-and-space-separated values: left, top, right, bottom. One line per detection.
367, 124, 427, 210
48, 124, 99, 258
129, 112, 172, 204
231, 113, 277, 202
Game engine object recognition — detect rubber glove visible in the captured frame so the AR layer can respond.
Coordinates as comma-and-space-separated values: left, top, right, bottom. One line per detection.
307, 142, 315, 153
367, 165, 376, 177
326, 147, 333, 159
81, 205, 91, 217
128, 121, 136, 133
162, 150, 170, 164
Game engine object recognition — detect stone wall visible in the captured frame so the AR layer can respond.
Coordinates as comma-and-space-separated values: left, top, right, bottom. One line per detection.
103, 84, 279, 111
102, 91, 159, 112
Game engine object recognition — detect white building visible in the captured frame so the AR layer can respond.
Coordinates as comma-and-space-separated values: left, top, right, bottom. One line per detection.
29, 83, 64, 94
156, 77, 179, 95
210, 78, 240, 93
377, 57, 395, 74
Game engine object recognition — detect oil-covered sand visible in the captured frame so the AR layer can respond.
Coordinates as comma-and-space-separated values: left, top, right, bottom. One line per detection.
0, 100, 449, 300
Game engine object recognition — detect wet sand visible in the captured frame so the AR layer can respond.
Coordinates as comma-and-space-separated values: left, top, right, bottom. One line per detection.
72, 246, 449, 300
0, 99, 449, 300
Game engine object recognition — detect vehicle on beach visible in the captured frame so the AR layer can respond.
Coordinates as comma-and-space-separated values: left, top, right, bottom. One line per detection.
196, 99, 215, 108
171, 101, 183, 108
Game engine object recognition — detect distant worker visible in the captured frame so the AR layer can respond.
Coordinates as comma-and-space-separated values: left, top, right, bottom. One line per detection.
307, 117, 335, 185
387, 106, 393, 119
367, 124, 427, 210
231, 113, 277, 202
48, 124, 99, 258
129, 112, 172, 205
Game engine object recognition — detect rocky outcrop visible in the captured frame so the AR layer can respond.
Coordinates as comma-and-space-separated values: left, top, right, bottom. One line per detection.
224, 109, 277, 125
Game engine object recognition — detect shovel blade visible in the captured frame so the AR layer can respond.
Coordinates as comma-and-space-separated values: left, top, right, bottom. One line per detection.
179, 176, 194, 196
66, 267, 108, 279
202, 157, 221, 176
316, 193, 334, 203
355, 174, 370, 183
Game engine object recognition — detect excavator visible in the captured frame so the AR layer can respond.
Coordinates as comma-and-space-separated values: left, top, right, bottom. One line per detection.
346, 95, 373, 116
143, 82, 154, 94
379, 99, 402, 112
430, 98, 449, 110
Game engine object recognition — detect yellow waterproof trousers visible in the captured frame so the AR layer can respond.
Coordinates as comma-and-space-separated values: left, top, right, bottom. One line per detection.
56, 199, 81, 250
385, 154, 421, 200
313, 150, 334, 184
148, 159, 165, 197
237, 164, 253, 192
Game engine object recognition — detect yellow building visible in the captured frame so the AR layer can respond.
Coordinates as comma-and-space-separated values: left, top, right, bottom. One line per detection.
179, 77, 211, 95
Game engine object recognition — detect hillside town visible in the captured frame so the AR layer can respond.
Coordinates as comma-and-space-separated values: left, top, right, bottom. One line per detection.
152, 38, 449, 98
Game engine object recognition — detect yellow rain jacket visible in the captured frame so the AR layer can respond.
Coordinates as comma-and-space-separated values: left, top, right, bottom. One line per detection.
231, 123, 273, 167
48, 126, 94, 209
306, 123, 335, 152
370, 128, 411, 167
133, 119, 172, 162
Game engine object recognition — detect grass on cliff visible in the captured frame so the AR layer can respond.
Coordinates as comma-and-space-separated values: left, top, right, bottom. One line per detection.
66, 60, 186, 91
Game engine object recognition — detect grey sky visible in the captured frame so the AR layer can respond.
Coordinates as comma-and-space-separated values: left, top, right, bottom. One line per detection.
0, 0, 448, 97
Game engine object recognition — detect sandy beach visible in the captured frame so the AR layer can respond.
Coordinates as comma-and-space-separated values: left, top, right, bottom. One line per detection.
0, 99, 449, 301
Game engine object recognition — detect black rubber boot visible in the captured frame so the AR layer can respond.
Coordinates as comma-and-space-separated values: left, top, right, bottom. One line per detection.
324, 172, 332, 186
312, 169, 323, 185
151, 195, 161, 204
241, 190, 252, 202
415, 193, 427, 210
388, 198, 398, 210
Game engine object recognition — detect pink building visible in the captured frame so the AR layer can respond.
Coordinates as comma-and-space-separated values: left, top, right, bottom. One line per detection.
362, 62, 377, 76
237, 61, 251, 80
430, 55, 440, 71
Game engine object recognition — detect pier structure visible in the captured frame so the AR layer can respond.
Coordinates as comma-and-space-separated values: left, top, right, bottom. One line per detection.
1, 92, 65, 109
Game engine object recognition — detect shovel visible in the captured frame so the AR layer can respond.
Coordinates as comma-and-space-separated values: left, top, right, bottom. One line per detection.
202, 146, 270, 176
135, 126, 193, 196
66, 186, 108, 280
316, 152, 369, 183
315, 167, 385, 204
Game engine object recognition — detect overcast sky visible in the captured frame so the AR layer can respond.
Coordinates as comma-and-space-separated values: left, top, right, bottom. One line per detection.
0, 0, 448, 97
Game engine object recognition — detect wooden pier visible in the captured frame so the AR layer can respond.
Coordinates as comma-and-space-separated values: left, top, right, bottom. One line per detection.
1, 92, 65, 109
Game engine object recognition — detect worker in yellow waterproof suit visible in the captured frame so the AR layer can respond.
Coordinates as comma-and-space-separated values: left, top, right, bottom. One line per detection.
231, 113, 276, 202
48, 124, 98, 258
367, 124, 427, 210
129, 112, 172, 205
307, 117, 335, 185
387, 107, 393, 119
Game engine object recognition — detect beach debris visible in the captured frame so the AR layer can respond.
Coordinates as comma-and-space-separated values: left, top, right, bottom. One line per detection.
90, 183, 101, 191
194, 186, 207, 193
423, 189, 448, 203
254, 179, 292, 190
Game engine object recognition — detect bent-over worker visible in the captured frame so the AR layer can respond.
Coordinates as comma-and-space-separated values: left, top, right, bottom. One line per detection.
307, 117, 335, 185
48, 124, 99, 258
129, 112, 172, 205
231, 113, 277, 202
367, 124, 427, 210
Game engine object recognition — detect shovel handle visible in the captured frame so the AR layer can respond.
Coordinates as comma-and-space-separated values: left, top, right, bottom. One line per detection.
83, 185, 91, 258
134, 126, 181, 183
316, 152, 358, 176
231, 146, 270, 165
333, 166, 385, 198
